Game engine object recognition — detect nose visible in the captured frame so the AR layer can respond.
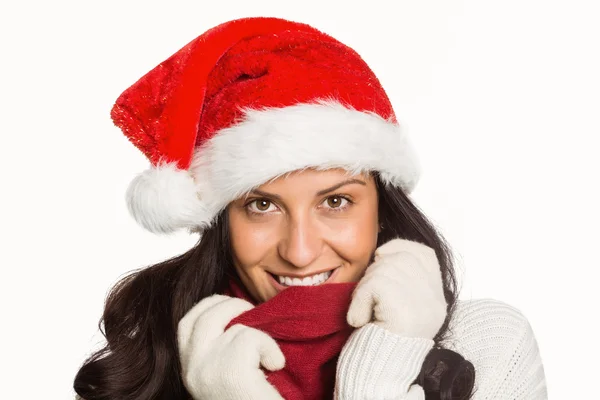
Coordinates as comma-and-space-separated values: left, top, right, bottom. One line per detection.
277, 215, 322, 269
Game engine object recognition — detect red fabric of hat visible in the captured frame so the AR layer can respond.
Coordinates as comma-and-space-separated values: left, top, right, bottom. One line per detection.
111, 17, 421, 235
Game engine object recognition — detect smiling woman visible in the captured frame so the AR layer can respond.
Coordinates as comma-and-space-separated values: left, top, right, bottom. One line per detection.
228, 170, 379, 303
74, 16, 547, 400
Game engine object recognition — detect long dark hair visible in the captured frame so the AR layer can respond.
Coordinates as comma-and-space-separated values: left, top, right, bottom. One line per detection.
74, 172, 475, 400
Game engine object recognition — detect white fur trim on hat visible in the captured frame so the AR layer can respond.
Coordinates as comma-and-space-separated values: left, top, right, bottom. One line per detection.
125, 161, 211, 234
127, 100, 421, 234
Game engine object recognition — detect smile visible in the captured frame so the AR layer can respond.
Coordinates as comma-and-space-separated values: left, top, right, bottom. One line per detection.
270, 268, 338, 287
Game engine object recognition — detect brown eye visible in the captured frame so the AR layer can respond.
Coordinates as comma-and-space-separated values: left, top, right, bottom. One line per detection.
248, 199, 275, 214
326, 196, 345, 208
255, 199, 271, 211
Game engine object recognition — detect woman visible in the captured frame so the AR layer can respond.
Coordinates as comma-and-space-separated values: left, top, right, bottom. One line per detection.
74, 17, 547, 399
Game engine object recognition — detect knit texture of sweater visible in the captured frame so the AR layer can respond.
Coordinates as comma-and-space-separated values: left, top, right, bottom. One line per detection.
334, 298, 548, 399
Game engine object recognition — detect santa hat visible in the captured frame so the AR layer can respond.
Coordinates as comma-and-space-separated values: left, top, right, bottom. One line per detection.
111, 17, 421, 235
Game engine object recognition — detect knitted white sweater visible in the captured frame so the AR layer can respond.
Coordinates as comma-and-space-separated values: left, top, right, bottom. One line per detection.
335, 298, 548, 399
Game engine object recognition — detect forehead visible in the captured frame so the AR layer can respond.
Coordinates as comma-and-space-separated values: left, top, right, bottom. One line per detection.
257, 168, 373, 189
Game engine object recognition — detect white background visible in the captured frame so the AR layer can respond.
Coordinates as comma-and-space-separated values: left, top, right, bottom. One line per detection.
1, 1, 598, 398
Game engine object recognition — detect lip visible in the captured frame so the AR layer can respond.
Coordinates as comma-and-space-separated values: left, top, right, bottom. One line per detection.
268, 266, 341, 291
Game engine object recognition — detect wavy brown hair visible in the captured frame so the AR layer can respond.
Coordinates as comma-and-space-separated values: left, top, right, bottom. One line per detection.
74, 172, 475, 400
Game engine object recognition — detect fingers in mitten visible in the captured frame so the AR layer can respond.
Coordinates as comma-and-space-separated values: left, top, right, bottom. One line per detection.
382, 244, 440, 279
190, 297, 254, 346
364, 251, 422, 282
374, 238, 415, 256
226, 324, 285, 371
362, 252, 406, 280
180, 298, 255, 375
375, 238, 437, 261
385, 252, 431, 280
362, 255, 413, 281
361, 258, 383, 279
177, 295, 230, 355
415, 246, 442, 275
371, 250, 435, 283
370, 278, 411, 330
347, 283, 376, 328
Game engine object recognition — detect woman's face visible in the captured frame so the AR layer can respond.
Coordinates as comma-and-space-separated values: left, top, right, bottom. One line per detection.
227, 168, 380, 302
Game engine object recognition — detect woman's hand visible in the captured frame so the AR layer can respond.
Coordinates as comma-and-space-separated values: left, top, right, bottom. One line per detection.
334, 239, 445, 399
177, 294, 285, 400
347, 238, 447, 339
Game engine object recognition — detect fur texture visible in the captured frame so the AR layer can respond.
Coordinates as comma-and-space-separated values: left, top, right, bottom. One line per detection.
126, 101, 421, 234
190, 101, 421, 229
125, 161, 211, 234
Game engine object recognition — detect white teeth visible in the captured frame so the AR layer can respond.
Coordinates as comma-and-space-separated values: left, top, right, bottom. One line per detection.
276, 270, 333, 287
301, 276, 312, 286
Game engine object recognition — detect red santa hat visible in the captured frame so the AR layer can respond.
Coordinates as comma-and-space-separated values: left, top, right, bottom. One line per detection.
111, 17, 421, 234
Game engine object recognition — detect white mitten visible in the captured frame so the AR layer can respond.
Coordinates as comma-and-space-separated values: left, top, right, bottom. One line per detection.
177, 294, 285, 400
347, 238, 447, 339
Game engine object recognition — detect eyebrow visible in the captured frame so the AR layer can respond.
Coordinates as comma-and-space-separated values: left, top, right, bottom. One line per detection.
248, 178, 367, 200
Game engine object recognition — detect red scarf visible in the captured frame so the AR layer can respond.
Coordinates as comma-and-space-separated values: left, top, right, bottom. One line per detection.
223, 277, 357, 400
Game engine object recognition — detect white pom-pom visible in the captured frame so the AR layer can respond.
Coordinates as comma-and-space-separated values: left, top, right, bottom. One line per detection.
125, 161, 209, 234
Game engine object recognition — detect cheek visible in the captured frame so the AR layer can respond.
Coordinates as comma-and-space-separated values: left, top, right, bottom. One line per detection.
229, 212, 277, 267
327, 209, 379, 267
